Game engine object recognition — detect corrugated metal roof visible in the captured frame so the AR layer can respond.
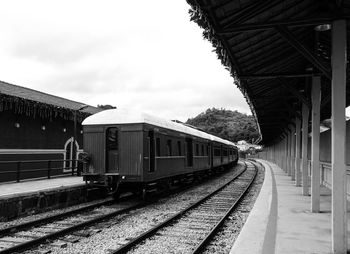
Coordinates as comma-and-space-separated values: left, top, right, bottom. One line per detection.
0, 80, 101, 114
83, 108, 236, 146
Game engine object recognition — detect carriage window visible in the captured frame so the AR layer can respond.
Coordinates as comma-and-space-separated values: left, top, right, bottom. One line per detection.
177, 141, 182, 156
106, 128, 118, 150
166, 139, 172, 156
156, 138, 161, 156
223, 149, 228, 156
201, 145, 204, 156
196, 144, 199, 156
214, 148, 221, 156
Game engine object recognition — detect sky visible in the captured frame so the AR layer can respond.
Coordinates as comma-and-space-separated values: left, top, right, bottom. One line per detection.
0, 0, 251, 122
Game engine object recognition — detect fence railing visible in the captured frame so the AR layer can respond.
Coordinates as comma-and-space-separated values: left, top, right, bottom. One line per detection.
0, 159, 85, 183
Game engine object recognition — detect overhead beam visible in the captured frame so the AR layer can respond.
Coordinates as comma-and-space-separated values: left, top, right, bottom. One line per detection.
278, 78, 311, 108
239, 72, 322, 80
217, 16, 350, 34
221, 0, 280, 28
275, 25, 331, 80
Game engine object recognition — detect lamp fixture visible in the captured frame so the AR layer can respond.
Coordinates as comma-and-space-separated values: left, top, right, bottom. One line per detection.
314, 24, 331, 32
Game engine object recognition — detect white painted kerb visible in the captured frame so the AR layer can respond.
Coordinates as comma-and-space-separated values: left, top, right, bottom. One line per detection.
230, 159, 275, 254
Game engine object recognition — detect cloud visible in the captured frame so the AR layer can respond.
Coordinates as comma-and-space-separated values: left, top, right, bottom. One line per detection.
0, 0, 251, 121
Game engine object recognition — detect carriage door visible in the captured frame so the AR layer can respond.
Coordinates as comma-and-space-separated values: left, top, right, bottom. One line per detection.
148, 130, 156, 172
185, 138, 193, 167
106, 127, 119, 173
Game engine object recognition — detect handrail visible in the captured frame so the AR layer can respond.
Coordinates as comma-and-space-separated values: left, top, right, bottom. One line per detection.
0, 159, 85, 183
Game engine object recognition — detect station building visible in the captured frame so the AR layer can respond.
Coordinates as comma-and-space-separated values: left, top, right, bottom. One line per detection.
0, 80, 102, 182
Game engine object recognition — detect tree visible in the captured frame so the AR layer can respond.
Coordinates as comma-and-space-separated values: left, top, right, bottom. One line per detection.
186, 108, 260, 142
97, 104, 116, 110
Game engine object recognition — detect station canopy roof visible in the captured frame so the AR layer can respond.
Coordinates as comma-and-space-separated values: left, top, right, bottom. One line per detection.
186, 0, 350, 145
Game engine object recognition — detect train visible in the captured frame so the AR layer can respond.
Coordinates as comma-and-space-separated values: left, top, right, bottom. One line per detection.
81, 108, 239, 198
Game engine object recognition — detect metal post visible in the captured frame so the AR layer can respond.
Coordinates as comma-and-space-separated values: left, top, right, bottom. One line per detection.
72, 159, 75, 176
295, 117, 301, 186
16, 161, 21, 183
47, 160, 51, 179
311, 76, 321, 212
301, 103, 309, 196
331, 19, 347, 253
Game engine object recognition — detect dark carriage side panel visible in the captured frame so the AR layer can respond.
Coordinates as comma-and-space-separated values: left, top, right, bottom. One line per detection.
83, 126, 105, 174
143, 125, 190, 182
119, 127, 143, 181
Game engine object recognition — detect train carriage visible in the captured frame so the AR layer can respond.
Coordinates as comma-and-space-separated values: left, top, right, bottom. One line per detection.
82, 109, 238, 197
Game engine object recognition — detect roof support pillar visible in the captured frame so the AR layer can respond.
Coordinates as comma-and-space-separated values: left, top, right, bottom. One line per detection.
291, 123, 296, 181
287, 131, 291, 175
280, 139, 283, 169
282, 139, 285, 169
295, 117, 301, 186
285, 136, 288, 173
311, 76, 321, 213
294, 117, 301, 186
331, 19, 347, 254
302, 103, 309, 196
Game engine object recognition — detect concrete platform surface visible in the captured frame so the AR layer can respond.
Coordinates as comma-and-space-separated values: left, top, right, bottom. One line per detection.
0, 176, 84, 199
231, 159, 350, 254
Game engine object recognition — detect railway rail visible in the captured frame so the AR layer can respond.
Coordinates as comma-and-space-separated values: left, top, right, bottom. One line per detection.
0, 195, 142, 254
0, 164, 245, 254
110, 161, 257, 254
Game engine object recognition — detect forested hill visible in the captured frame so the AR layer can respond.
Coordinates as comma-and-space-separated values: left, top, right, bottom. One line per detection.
185, 108, 259, 143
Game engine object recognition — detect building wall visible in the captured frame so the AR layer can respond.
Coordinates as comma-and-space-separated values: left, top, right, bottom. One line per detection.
0, 110, 84, 183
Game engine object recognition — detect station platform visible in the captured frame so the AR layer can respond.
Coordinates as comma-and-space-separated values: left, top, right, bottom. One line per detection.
231, 159, 350, 254
0, 176, 84, 199
0, 176, 104, 221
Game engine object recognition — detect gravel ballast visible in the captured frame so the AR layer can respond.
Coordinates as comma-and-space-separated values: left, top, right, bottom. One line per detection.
21, 161, 263, 254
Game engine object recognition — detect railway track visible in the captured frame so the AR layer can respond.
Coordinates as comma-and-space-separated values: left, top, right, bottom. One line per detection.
0, 195, 143, 254
110, 161, 257, 254
0, 165, 244, 254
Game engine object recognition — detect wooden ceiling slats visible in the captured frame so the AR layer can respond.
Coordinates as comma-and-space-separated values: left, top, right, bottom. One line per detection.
243, 50, 300, 74
187, 0, 350, 143
239, 44, 297, 71
275, 25, 332, 80
218, 16, 350, 34
212, 0, 241, 12
220, 0, 282, 28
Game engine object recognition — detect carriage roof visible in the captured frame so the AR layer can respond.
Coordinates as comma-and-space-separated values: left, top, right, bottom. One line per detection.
82, 109, 235, 146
